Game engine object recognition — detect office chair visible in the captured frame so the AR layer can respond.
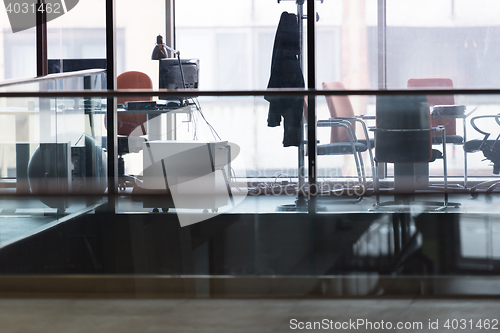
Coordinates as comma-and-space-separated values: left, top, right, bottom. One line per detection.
463, 114, 500, 195
106, 71, 153, 190
320, 81, 375, 192
407, 78, 463, 145
304, 81, 374, 194
371, 95, 458, 211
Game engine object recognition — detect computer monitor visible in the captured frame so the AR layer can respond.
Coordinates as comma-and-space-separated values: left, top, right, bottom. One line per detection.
159, 58, 199, 101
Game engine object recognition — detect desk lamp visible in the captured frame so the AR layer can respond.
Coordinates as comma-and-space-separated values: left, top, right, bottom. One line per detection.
151, 35, 187, 91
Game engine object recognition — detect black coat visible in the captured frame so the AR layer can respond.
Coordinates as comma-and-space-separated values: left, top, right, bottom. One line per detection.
265, 11, 305, 147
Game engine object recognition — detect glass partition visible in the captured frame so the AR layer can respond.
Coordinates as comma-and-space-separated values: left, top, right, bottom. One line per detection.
0, 87, 500, 298
2, 0, 500, 299
0, 70, 106, 248
385, 0, 500, 90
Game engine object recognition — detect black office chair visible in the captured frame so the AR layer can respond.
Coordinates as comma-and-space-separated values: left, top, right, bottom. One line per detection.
371, 95, 459, 211
463, 114, 500, 195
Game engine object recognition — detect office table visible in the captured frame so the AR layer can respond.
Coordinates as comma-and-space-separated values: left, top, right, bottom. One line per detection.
95, 102, 194, 141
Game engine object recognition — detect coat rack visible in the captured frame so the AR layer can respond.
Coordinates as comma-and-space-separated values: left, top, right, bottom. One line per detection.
275, 0, 322, 211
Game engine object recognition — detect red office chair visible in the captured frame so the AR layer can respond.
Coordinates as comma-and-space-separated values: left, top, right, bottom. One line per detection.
116, 71, 153, 135
106, 71, 153, 190
407, 78, 463, 145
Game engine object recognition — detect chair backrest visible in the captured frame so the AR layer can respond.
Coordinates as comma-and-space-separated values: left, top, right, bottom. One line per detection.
407, 78, 456, 136
375, 95, 432, 163
116, 71, 153, 136
322, 81, 356, 143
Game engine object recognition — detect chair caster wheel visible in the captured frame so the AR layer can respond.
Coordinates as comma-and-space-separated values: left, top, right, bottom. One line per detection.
203, 209, 208, 213
162, 208, 169, 212
152, 208, 159, 213
471, 192, 479, 199
212, 208, 218, 213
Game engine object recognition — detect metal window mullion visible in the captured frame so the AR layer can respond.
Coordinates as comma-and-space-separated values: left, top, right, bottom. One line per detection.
36, 0, 48, 77
307, 0, 317, 213
106, 0, 118, 197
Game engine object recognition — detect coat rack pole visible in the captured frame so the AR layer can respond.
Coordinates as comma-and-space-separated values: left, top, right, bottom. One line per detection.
296, 0, 307, 209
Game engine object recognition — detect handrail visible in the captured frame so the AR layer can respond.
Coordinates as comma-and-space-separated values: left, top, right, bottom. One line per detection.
0, 69, 106, 89
1, 88, 500, 98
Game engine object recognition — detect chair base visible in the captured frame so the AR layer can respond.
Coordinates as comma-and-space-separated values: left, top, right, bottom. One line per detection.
470, 180, 500, 195
276, 203, 328, 212
275, 195, 333, 212
370, 194, 461, 212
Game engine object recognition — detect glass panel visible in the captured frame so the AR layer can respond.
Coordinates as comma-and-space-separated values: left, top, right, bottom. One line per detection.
46, 0, 110, 74
0, 71, 106, 249
0, 5, 37, 80
0, 89, 500, 296
176, 0, 310, 91
115, 0, 165, 89
386, 0, 500, 89
115, 94, 306, 216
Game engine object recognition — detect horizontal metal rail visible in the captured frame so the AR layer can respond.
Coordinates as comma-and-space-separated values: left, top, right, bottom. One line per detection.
1, 88, 500, 98
0, 69, 106, 88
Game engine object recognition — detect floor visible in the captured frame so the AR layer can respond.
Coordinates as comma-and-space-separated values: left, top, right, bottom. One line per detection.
0, 298, 499, 332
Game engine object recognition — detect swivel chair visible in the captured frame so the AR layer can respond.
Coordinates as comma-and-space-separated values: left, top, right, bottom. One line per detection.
371, 95, 458, 211
318, 81, 375, 192
106, 71, 153, 190
463, 114, 500, 195
303, 82, 374, 195
407, 78, 463, 146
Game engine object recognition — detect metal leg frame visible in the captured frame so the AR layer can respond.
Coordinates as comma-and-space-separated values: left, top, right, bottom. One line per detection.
466, 114, 500, 195
317, 120, 366, 192
371, 126, 460, 211
335, 117, 377, 193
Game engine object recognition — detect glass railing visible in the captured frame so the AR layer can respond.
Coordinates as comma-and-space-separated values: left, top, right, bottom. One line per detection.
0, 70, 106, 248
0, 87, 499, 297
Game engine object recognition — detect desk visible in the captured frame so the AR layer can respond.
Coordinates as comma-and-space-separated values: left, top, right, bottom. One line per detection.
96, 102, 194, 141
117, 104, 193, 141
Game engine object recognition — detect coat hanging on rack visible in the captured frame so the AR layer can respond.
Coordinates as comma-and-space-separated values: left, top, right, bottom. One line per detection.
265, 11, 305, 147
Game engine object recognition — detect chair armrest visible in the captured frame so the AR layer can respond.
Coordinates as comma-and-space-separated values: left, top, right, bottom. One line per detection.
465, 106, 478, 118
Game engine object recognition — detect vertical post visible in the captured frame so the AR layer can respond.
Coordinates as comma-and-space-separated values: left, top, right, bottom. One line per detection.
165, 0, 176, 56
377, 0, 386, 90
165, 0, 176, 139
306, 0, 317, 214
296, 0, 306, 209
106, 0, 118, 199
297, 1, 304, 68
36, 0, 48, 77
377, 0, 387, 180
